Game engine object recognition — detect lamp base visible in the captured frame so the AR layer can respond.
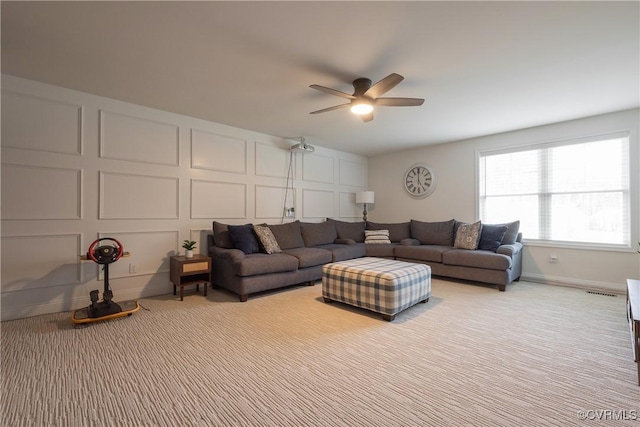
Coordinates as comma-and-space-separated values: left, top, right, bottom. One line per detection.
362, 204, 368, 222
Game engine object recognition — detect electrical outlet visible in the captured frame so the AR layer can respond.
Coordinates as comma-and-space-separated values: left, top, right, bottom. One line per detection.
548, 255, 559, 263
129, 263, 137, 274
285, 207, 295, 218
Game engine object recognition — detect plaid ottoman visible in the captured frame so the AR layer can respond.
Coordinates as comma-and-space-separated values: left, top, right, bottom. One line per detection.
322, 257, 431, 321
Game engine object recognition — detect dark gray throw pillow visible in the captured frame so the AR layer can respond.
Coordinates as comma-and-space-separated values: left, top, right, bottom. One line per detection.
228, 224, 260, 254
478, 224, 508, 252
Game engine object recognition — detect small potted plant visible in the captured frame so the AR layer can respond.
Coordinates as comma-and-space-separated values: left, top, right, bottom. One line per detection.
182, 240, 197, 258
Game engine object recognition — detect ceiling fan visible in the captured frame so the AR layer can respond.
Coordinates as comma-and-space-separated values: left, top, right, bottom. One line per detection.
309, 73, 424, 122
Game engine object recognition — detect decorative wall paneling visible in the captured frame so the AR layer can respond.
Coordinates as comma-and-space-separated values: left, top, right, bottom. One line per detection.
99, 172, 180, 219
191, 129, 247, 174
302, 153, 334, 184
0, 74, 368, 320
1, 164, 83, 220
255, 185, 292, 219
339, 158, 367, 187
99, 110, 180, 166
1, 91, 83, 155
302, 189, 335, 219
255, 141, 291, 178
191, 180, 247, 219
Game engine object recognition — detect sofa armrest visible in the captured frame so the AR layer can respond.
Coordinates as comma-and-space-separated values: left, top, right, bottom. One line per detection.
400, 238, 421, 246
335, 238, 357, 245
209, 246, 246, 262
496, 242, 523, 258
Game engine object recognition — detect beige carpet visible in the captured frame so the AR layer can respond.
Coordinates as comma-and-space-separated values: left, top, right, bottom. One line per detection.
2, 279, 639, 426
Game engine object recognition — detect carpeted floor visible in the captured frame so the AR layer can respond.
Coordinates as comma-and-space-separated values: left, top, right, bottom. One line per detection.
2, 279, 639, 426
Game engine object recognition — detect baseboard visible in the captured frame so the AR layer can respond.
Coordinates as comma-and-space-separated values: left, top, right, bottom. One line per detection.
521, 273, 626, 295
1, 280, 172, 322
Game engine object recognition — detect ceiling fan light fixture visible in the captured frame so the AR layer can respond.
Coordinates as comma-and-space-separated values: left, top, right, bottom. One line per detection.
350, 101, 374, 115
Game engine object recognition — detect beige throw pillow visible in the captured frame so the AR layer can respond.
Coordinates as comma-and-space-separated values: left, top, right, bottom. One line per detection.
454, 221, 482, 250
253, 225, 282, 254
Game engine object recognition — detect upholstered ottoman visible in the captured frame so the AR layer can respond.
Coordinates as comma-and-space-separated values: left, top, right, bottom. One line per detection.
322, 257, 431, 321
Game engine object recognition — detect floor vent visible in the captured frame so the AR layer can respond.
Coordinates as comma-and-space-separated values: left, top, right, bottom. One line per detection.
586, 291, 617, 297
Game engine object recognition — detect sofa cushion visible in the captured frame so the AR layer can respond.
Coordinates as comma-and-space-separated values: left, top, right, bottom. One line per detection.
327, 218, 366, 242
442, 249, 512, 271
228, 224, 260, 254
394, 245, 451, 263
300, 221, 337, 247
233, 253, 299, 277
492, 220, 520, 245
366, 221, 411, 242
253, 225, 282, 254
454, 221, 482, 250
268, 221, 305, 250
364, 229, 391, 244
410, 219, 456, 246
478, 224, 508, 252
364, 243, 398, 258
282, 247, 332, 268
213, 221, 234, 249
315, 243, 366, 262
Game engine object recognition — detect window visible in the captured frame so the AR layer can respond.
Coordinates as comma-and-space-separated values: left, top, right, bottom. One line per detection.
478, 133, 631, 248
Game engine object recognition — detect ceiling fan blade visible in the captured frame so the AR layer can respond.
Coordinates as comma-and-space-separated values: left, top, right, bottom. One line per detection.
309, 103, 351, 114
309, 85, 355, 100
361, 112, 374, 123
375, 97, 425, 107
364, 73, 404, 98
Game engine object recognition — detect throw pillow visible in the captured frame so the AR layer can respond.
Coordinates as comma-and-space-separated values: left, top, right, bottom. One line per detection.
366, 221, 411, 242
477, 224, 508, 252
454, 221, 482, 250
228, 224, 260, 254
253, 225, 282, 254
364, 229, 391, 244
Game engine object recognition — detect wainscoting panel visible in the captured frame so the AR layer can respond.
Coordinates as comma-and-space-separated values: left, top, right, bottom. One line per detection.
255, 142, 290, 178
96, 230, 178, 280
0, 234, 82, 292
100, 110, 180, 166
339, 159, 366, 187
302, 153, 334, 184
302, 189, 335, 219
339, 192, 361, 219
191, 179, 246, 219
0, 75, 370, 320
1, 164, 82, 220
255, 185, 289, 219
99, 172, 179, 219
1, 91, 83, 155
191, 129, 246, 174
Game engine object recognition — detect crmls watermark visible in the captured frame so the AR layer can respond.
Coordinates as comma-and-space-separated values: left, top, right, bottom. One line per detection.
577, 409, 638, 421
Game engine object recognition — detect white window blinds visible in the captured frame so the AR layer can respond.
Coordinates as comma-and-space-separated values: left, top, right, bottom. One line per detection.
479, 133, 631, 247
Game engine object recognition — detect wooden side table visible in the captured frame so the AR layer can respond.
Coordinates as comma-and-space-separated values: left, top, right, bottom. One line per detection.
170, 255, 211, 301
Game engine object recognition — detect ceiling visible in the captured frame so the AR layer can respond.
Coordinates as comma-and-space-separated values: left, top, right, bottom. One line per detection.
2, 1, 638, 157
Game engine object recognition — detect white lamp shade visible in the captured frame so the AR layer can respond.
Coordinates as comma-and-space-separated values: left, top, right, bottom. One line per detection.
356, 191, 375, 204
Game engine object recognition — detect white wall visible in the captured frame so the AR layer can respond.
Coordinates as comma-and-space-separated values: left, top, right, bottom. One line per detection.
0, 75, 368, 320
369, 109, 640, 293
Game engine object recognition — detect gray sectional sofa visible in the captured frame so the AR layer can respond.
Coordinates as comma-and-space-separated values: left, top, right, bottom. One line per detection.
208, 218, 522, 301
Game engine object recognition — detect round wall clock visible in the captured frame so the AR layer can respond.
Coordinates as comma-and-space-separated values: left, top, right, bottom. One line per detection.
404, 164, 436, 198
